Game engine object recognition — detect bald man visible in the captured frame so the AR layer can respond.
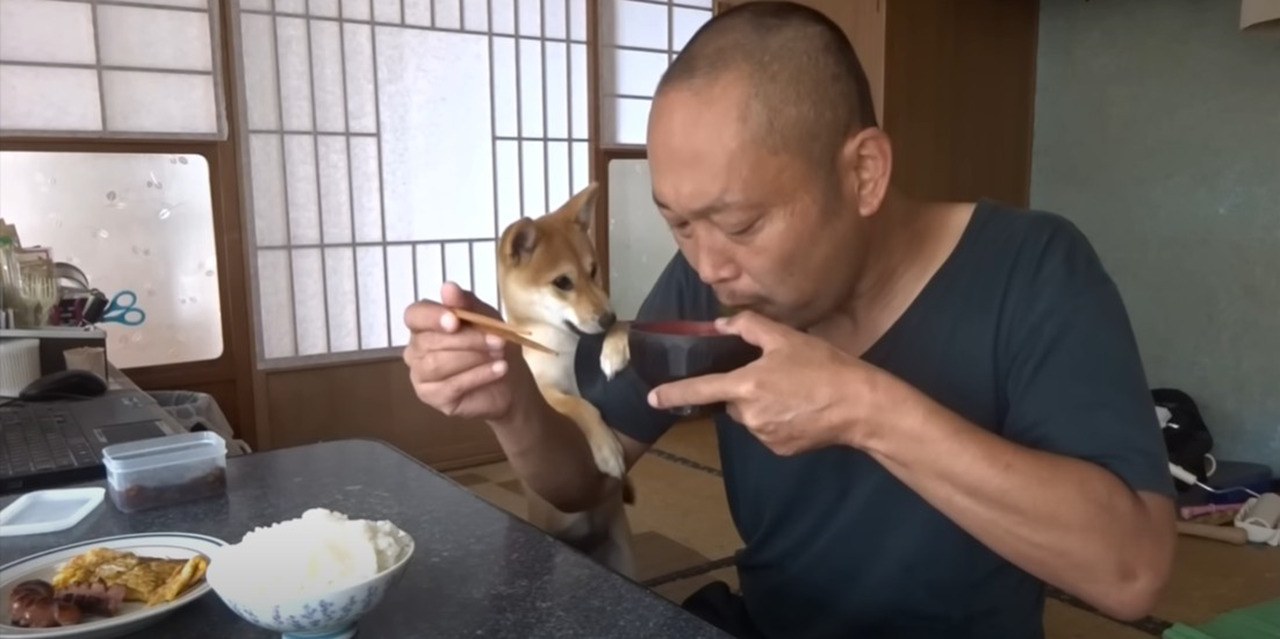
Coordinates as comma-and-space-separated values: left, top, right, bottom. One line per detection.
402, 2, 1177, 637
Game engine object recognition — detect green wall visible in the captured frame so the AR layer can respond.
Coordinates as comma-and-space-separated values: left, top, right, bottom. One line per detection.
1031, 0, 1280, 473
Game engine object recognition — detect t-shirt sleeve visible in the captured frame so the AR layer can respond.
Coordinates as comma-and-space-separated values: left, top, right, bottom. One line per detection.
1000, 217, 1176, 498
575, 252, 712, 445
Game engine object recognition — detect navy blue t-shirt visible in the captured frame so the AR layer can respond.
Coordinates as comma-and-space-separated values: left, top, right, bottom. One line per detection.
576, 200, 1175, 639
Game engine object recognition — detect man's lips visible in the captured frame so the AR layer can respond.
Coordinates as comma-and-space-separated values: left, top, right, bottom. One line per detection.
715, 294, 759, 311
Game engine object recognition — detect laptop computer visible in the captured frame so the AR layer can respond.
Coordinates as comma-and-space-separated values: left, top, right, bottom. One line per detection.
0, 390, 183, 495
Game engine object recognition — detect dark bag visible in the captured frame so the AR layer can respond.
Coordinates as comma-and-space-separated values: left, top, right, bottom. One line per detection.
1152, 388, 1214, 490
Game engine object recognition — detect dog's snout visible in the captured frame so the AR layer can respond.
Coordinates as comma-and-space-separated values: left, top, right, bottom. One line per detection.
599, 311, 617, 330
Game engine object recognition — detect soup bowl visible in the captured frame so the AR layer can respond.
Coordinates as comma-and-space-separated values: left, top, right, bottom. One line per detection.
627, 320, 762, 417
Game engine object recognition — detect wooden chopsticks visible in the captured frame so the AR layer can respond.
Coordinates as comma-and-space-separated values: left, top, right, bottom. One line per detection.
449, 307, 557, 355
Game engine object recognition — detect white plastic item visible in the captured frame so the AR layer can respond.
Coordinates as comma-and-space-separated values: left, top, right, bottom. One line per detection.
0, 487, 105, 537
1234, 493, 1280, 546
102, 430, 228, 513
1168, 462, 1198, 485
1168, 461, 1261, 498
0, 337, 40, 397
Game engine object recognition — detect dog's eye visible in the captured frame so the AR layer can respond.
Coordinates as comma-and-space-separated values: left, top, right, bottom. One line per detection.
553, 275, 574, 291
588, 263, 598, 279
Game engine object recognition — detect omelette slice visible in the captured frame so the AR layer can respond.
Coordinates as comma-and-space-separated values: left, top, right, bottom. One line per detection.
50, 548, 138, 590
147, 555, 209, 605
113, 558, 186, 602
50, 548, 209, 607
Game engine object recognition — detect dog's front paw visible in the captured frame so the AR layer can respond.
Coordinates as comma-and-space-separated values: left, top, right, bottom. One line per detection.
600, 329, 630, 381
588, 430, 626, 479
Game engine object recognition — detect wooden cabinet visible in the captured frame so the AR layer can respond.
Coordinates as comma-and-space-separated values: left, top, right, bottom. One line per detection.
719, 0, 1039, 207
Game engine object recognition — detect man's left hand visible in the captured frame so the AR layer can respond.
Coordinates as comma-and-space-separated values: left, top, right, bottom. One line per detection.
647, 311, 885, 455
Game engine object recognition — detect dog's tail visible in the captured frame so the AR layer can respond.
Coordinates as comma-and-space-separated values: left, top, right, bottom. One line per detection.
622, 477, 637, 505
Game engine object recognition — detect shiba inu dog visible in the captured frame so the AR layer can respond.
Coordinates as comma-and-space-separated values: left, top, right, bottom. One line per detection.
496, 182, 636, 576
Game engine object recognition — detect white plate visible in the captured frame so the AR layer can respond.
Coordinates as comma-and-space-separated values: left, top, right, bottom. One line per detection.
0, 488, 105, 538
0, 532, 226, 639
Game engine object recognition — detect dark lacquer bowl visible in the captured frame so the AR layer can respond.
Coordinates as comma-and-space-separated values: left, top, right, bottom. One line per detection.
628, 320, 763, 416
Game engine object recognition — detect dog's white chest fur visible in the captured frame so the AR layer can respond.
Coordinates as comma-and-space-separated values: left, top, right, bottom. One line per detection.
524, 326, 582, 396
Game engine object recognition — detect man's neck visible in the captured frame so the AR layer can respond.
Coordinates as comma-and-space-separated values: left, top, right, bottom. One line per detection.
813, 194, 975, 354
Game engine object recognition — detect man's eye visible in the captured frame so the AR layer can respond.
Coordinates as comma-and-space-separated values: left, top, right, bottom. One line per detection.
727, 219, 760, 237
553, 275, 574, 291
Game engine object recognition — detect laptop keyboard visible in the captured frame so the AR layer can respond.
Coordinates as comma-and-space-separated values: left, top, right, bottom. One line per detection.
0, 404, 98, 477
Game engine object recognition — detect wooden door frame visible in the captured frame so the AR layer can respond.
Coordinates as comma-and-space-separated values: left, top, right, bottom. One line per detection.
587, 0, 657, 295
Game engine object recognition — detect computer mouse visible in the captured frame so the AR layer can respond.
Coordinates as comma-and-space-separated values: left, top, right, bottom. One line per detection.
19, 369, 109, 402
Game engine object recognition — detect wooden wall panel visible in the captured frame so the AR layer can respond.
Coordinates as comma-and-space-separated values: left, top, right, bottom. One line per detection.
262, 358, 505, 471
719, 0, 1037, 207
882, 0, 1039, 207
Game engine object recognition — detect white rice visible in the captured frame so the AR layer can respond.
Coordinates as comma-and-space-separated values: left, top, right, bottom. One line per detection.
211, 508, 412, 600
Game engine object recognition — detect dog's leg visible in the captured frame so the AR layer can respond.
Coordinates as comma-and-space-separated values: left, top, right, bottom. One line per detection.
545, 389, 626, 480
598, 323, 638, 506
600, 321, 630, 381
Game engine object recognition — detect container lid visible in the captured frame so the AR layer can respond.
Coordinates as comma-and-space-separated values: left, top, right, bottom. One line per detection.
0, 487, 105, 537
102, 431, 227, 474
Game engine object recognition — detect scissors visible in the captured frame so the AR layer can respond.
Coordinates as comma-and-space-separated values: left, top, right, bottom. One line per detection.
99, 290, 147, 326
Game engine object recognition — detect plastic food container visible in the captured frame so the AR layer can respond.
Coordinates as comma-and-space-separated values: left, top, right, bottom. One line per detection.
102, 431, 228, 513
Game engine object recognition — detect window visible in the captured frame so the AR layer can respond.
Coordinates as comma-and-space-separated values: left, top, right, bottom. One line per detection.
0, 151, 224, 368
0, 0, 228, 368
0, 0, 226, 137
235, 0, 592, 363
607, 157, 675, 319
598, 0, 712, 145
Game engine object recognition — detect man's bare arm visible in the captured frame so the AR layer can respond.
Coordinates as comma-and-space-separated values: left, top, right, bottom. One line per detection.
854, 382, 1176, 621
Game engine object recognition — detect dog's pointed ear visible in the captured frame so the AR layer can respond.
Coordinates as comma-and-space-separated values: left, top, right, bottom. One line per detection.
503, 218, 539, 262
557, 182, 599, 232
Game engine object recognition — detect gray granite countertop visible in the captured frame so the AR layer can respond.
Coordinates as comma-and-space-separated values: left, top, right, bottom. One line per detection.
0, 438, 729, 638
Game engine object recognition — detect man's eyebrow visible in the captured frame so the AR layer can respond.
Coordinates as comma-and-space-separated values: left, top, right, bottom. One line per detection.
652, 193, 736, 220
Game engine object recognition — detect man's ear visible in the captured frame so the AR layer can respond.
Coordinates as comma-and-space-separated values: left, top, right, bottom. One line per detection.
841, 128, 891, 218
557, 182, 599, 232
504, 218, 538, 261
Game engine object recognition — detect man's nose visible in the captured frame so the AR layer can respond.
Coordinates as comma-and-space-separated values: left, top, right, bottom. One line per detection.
690, 240, 738, 286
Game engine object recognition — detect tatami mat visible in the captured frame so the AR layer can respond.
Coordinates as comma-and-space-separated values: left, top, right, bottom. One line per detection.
446, 419, 1276, 638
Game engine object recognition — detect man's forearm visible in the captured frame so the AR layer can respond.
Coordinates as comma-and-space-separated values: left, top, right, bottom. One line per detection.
853, 377, 1176, 620
488, 390, 615, 512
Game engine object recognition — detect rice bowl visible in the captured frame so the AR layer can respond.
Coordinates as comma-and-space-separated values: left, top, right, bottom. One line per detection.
208, 509, 411, 601
205, 509, 414, 638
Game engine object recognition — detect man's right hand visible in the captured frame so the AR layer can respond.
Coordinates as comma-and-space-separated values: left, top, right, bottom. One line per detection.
406, 284, 644, 513
403, 282, 526, 421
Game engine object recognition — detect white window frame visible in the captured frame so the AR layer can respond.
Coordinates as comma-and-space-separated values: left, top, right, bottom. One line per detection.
231, 0, 594, 367
0, 0, 228, 140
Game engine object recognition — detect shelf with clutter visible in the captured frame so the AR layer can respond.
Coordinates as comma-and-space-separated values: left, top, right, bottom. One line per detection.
0, 217, 144, 332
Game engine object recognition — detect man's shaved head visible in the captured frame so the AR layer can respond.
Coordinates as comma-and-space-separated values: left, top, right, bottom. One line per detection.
646, 2, 893, 330
656, 1, 877, 169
